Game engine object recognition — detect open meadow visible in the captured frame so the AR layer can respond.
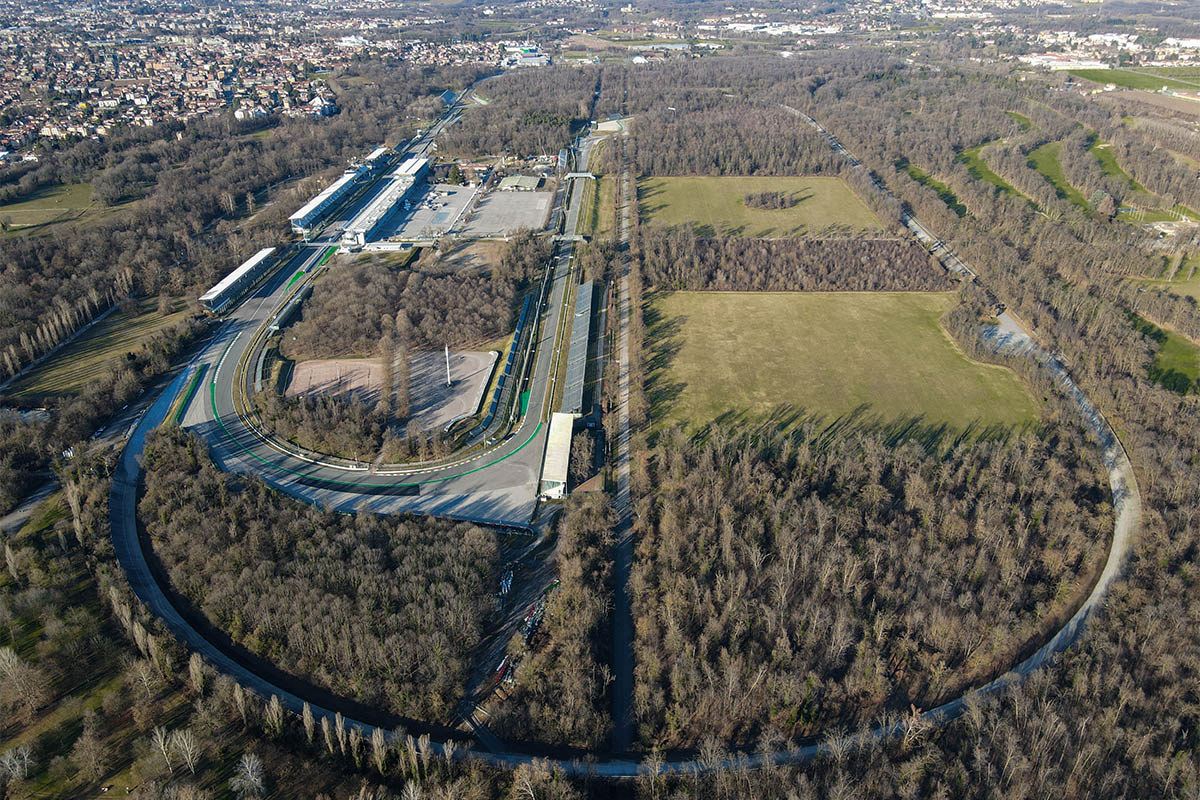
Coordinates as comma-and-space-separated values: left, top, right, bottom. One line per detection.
647, 291, 1038, 434
0, 183, 97, 232
5, 297, 193, 398
638, 175, 882, 236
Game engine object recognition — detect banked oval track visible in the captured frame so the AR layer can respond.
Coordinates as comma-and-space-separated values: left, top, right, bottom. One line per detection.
109, 305, 1141, 779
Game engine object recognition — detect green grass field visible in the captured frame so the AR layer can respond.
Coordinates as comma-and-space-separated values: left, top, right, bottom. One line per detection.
7, 297, 192, 398
647, 291, 1038, 433
638, 176, 883, 237
1069, 69, 1199, 92
1133, 254, 1200, 301
1141, 66, 1200, 79
1006, 110, 1034, 131
896, 159, 967, 216
1131, 313, 1199, 393
957, 144, 1028, 202
1028, 142, 1090, 210
1088, 137, 1143, 191
596, 175, 616, 237
0, 183, 96, 230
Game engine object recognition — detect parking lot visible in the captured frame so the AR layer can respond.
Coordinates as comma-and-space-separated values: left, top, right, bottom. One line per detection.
459, 190, 554, 237
370, 183, 476, 243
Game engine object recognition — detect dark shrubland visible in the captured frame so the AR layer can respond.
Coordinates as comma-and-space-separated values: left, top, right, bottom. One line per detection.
744, 190, 794, 210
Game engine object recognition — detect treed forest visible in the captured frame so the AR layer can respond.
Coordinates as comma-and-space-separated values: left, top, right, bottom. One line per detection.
612, 53, 1200, 797
8, 44, 1200, 799
631, 422, 1110, 748
0, 62, 484, 380
0, 312, 208, 513
441, 68, 599, 158
0, 61, 481, 511
630, 102, 843, 177
2, 445, 589, 798
282, 231, 548, 360
140, 427, 498, 721
636, 227, 950, 292
257, 232, 551, 460
489, 494, 614, 751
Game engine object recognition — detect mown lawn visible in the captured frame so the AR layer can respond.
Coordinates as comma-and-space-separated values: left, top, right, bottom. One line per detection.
6, 297, 193, 398
638, 175, 882, 237
647, 291, 1038, 433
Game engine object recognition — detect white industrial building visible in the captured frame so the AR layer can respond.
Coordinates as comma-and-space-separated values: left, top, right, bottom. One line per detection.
539, 412, 575, 499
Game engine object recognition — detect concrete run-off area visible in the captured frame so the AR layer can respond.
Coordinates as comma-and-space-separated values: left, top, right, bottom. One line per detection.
286, 358, 384, 403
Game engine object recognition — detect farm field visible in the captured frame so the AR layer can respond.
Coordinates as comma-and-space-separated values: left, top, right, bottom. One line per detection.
638, 175, 883, 236
1069, 68, 1199, 91
647, 291, 1038, 433
0, 183, 96, 231
5, 297, 193, 398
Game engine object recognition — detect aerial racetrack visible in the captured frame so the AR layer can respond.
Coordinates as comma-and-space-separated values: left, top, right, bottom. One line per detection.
107, 101, 1141, 778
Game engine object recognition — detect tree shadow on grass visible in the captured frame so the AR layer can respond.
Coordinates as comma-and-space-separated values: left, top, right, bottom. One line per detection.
644, 299, 686, 433
686, 402, 1034, 455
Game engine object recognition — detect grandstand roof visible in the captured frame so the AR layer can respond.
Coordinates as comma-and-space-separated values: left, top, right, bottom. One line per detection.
200, 247, 276, 303
561, 280, 593, 416
289, 172, 357, 224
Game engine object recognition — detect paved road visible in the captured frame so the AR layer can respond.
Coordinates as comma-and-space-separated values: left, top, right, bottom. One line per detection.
610, 129, 635, 754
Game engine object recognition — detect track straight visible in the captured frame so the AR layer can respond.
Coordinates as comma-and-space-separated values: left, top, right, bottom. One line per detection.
611, 129, 635, 754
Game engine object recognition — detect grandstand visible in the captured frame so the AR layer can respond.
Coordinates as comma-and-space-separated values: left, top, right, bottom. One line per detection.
199, 247, 279, 314
289, 145, 394, 237
561, 280, 593, 416
340, 156, 429, 250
